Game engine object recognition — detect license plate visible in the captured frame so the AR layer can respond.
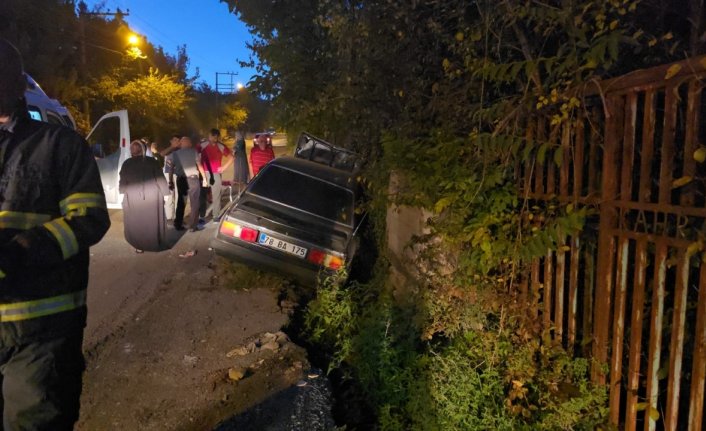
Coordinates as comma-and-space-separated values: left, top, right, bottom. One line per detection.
258, 233, 307, 258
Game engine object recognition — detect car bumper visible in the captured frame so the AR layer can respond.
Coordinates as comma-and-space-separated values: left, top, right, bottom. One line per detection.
210, 235, 324, 286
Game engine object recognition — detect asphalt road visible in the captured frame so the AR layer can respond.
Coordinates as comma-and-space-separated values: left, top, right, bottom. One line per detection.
83, 209, 209, 352
78, 208, 309, 430
84, 136, 289, 352
78, 167, 336, 430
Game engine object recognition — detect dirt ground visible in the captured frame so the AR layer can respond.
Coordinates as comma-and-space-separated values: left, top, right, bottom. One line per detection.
76, 210, 313, 430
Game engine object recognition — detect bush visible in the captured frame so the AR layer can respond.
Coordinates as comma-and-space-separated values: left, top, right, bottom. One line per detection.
304, 268, 608, 430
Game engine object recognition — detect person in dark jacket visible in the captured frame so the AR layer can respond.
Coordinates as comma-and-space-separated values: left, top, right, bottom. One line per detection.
233, 130, 250, 193
119, 140, 170, 252
0, 39, 110, 430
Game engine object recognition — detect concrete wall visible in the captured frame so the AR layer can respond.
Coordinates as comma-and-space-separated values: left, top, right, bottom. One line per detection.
385, 173, 433, 296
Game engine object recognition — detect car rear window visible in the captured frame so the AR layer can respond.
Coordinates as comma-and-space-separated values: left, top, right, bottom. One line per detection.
249, 165, 354, 224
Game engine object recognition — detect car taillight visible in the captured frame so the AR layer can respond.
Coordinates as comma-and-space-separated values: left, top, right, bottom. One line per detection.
307, 248, 344, 270
324, 255, 343, 270
307, 249, 325, 265
220, 220, 236, 237
240, 227, 259, 242
220, 221, 259, 243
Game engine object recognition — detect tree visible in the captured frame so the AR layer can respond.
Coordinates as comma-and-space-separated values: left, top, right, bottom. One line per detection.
0, 0, 81, 101
0, 0, 194, 132
96, 68, 189, 140
223, 1, 706, 429
221, 101, 248, 130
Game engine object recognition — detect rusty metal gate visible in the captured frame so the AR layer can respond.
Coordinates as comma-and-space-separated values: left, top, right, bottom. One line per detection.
519, 57, 706, 430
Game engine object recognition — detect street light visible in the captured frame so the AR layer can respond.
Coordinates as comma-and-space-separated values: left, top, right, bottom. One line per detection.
127, 33, 140, 46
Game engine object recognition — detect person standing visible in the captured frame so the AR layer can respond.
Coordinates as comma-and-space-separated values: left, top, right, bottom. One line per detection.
169, 137, 189, 231
233, 130, 250, 193
162, 135, 181, 221
172, 136, 207, 232
196, 128, 233, 221
250, 133, 275, 176
119, 140, 170, 252
0, 39, 110, 430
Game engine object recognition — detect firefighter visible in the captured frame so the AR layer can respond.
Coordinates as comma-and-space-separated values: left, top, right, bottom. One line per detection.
0, 39, 110, 429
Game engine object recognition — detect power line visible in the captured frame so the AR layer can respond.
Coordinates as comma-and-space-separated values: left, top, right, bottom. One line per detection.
215, 72, 240, 129
124, 12, 230, 85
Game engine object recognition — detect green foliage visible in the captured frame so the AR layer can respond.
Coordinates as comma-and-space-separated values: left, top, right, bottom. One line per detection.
305, 272, 608, 430
409, 334, 518, 431
304, 271, 359, 368
221, 101, 249, 129
228, 0, 704, 428
95, 68, 189, 139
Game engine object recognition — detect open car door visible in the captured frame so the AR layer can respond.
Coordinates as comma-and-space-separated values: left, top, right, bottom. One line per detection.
86, 110, 131, 209
294, 132, 362, 173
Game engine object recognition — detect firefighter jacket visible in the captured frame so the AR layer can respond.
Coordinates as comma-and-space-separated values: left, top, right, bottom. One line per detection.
0, 107, 110, 346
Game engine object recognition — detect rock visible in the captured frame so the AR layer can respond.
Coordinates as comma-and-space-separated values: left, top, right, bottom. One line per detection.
275, 331, 289, 343
261, 341, 280, 351
182, 355, 199, 367
279, 299, 297, 310
261, 332, 277, 343
226, 346, 250, 358
228, 367, 247, 381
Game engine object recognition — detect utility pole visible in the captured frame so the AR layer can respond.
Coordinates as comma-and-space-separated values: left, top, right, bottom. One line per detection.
215, 72, 238, 129
78, 8, 129, 125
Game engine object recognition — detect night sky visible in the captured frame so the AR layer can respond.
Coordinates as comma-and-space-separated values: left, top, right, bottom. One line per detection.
82, 0, 257, 89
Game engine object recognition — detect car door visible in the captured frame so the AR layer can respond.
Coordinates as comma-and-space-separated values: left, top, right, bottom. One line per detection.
85, 110, 131, 208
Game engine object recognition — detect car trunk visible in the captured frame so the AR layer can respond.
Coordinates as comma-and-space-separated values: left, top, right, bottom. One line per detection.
229, 195, 352, 252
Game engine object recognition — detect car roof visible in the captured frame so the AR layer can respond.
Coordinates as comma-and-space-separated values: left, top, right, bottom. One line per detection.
267, 156, 358, 191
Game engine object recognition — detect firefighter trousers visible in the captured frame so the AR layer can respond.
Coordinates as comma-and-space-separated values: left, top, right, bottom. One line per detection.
0, 332, 85, 431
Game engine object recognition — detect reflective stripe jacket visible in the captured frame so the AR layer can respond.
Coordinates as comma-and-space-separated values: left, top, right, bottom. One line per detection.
0, 108, 110, 346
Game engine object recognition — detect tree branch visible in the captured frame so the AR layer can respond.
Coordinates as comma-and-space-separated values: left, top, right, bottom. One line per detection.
503, 0, 544, 93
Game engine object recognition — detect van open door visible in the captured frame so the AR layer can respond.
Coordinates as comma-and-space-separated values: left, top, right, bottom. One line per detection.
86, 110, 131, 209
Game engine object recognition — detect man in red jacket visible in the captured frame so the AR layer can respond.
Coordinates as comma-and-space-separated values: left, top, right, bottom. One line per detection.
0, 39, 110, 430
250, 133, 275, 176
196, 128, 233, 221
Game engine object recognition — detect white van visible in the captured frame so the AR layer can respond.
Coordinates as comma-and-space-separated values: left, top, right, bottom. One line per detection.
85, 110, 131, 208
25, 75, 131, 209
24, 75, 77, 130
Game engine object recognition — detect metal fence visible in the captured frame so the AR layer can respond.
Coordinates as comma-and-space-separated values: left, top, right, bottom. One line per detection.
518, 57, 706, 430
